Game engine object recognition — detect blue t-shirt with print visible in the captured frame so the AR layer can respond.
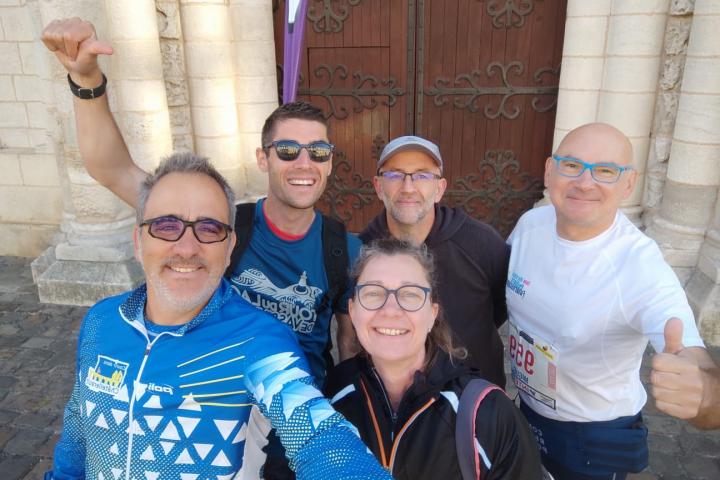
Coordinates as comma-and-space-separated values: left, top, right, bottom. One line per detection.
229, 199, 360, 385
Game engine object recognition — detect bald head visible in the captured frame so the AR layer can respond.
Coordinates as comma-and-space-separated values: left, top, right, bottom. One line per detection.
545, 122, 638, 241
556, 123, 633, 167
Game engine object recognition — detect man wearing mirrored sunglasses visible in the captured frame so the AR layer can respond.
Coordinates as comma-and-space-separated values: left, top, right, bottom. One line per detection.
47, 153, 390, 480
360, 135, 511, 389
506, 123, 716, 480
41, 17, 360, 382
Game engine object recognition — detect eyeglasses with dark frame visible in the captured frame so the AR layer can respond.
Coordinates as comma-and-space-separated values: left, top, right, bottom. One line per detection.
378, 170, 442, 183
551, 155, 633, 184
354, 283, 432, 312
140, 215, 232, 244
263, 140, 335, 163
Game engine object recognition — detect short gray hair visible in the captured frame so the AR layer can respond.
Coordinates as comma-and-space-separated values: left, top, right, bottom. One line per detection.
137, 152, 237, 229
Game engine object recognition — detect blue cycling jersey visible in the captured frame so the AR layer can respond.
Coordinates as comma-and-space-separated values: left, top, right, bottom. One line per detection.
49, 279, 390, 480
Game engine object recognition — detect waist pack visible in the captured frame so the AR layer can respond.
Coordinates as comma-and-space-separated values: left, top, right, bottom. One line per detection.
520, 401, 648, 476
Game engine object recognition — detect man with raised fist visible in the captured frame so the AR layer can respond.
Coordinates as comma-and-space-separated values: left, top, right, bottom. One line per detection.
506, 123, 716, 480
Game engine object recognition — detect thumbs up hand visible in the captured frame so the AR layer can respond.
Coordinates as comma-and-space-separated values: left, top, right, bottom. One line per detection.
651, 318, 706, 420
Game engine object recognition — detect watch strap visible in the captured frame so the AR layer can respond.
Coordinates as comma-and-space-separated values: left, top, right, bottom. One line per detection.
67, 73, 107, 99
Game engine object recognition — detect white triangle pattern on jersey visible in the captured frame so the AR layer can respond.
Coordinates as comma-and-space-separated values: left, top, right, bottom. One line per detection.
232, 423, 247, 444
97, 472, 104, 480
180, 474, 199, 480
94, 413, 109, 429
111, 467, 123, 480
128, 419, 145, 436
109, 443, 119, 455
211, 450, 232, 467
160, 441, 174, 455
144, 415, 162, 432
85, 400, 96, 417
193, 443, 213, 460
140, 445, 155, 461
160, 421, 181, 441
144, 395, 162, 409
145, 473, 160, 480
174, 448, 194, 465
111, 409, 127, 426
217, 473, 236, 480
213, 419, 238, 441
114, 384, 129, 403
179, 394, 202, 411
177, 416, 201, 438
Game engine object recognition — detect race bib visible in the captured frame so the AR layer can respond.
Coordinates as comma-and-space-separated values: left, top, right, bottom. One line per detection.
508, 323, 558, 410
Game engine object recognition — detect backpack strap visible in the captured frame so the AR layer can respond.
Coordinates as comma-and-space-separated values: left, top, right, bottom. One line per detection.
224, 202, 257, 279
319, 214, 350, 312
456, 378, 505, 480
319, 214, 350, 369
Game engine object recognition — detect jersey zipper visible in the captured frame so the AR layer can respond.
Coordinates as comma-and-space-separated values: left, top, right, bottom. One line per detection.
122, 329, 180, 480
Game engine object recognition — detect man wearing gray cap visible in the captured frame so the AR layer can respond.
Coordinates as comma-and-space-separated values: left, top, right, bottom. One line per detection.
359, 136, 510, 388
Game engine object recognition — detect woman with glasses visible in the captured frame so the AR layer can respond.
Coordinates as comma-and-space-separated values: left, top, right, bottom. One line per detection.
323, 238, 543, 479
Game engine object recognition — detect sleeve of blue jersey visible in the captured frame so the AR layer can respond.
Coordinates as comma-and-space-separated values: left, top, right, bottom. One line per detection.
242, 321, 390, 479
49, 309, 95, 480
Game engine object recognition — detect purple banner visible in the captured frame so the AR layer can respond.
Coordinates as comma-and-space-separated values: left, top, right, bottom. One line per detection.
282, 0, 309, 104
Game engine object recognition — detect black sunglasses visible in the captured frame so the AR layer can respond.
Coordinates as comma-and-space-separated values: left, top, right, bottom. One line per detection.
140, 215, 232, 244
263, 140, 335, 163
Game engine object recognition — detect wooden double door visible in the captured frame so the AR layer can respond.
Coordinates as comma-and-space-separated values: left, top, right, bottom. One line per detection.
273, 0, 567, 236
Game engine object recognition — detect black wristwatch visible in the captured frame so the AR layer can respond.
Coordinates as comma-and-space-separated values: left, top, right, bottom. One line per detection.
67, 73, 107, 99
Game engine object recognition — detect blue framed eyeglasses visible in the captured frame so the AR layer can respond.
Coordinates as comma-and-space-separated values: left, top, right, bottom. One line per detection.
551, 155, 633, 184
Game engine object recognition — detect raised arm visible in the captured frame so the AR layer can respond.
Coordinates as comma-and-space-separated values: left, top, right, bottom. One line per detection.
41, 18, 147, 207
244, 347, 390, 478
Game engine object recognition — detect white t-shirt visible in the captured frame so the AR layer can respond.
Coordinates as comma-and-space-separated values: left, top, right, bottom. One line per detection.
506, 205, 704, 422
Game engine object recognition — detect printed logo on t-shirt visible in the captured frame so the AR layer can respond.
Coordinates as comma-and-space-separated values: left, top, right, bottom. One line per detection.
232, 269, 323, 334
507, 271, 531, 298
85, 355, 129, 396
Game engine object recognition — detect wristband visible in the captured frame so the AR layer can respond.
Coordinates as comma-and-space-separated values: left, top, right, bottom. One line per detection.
67, 73, 107, 99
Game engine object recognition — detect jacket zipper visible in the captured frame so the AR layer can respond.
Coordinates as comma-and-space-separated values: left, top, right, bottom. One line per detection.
360, 374, 437, 475
371, 368, 397, 440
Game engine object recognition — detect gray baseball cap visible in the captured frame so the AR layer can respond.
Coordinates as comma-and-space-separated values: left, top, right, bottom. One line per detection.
377, 135, 443, 173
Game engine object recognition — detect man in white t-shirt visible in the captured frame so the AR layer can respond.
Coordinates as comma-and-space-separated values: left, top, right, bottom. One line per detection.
506, 123, 717, 480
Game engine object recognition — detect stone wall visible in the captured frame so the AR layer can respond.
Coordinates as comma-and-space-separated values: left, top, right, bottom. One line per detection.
0, 0, 278, 260
0, 0, 63, 257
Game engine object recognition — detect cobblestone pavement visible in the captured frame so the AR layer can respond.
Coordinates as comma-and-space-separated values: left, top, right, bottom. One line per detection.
1, 255, 720, 479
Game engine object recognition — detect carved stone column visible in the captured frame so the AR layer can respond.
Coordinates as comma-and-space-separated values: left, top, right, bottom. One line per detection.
553, 0, 612, 148
178, 0, 244, 194
646, 0, 720, 283
642, 2, 694, 226
229, 0, 278, 199
596, 0, 669, 222
675, 0, 720, 345
33, 0, 172, 305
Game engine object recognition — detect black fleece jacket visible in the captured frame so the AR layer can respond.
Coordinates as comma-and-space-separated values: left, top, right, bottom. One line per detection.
324, 353, 542, 480
360, 205, 510, 387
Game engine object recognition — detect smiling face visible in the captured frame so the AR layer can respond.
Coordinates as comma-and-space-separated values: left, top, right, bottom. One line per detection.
373, 150, 447, 229
546, 123, 637, 241
134, 172, 235, 324
256, 118, 332, 211
349, 253, 439, 369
